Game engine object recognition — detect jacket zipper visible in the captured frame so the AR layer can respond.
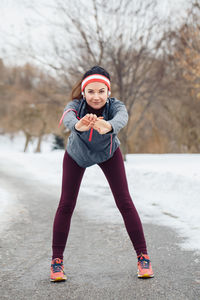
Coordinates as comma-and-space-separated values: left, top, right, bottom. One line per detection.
89, 128, 93, 142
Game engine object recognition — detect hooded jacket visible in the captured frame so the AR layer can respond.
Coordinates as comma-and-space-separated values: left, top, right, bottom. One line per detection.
59, 97, 128, 168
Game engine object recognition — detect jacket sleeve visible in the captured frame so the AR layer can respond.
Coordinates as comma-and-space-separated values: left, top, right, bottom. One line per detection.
61, 99, 81, 133
107, 99, 129, 134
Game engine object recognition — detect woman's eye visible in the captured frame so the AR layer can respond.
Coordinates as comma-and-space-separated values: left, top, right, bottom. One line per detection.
87, 90, 105, 94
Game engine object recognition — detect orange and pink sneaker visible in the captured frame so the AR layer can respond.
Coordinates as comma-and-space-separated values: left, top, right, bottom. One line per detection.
50, 258, 67, 282
137, 253, 154, 278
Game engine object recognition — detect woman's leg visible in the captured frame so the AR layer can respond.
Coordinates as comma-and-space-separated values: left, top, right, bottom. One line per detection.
98, 147, 147, 256
52, 151, 86, 259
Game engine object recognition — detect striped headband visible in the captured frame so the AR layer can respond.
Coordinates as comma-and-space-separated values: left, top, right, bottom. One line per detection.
81, 74, 111, 92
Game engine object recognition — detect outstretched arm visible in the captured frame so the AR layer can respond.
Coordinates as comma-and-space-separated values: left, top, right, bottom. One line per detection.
107, 99, 128, 134
82, 99, 128, 135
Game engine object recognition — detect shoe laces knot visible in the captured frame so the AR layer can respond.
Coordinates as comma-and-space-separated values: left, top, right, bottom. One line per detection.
51, 259, 63, 273
138, 255, 150, 269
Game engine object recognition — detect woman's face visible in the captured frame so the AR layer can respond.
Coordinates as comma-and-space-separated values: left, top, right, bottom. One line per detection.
84, 82, 109, 109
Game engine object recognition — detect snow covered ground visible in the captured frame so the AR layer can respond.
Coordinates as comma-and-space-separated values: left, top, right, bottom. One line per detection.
0, 132, 200, 254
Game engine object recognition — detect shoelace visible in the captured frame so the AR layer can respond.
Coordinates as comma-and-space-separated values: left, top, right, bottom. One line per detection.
51, 262, 63, 273
138, 256, 150, 269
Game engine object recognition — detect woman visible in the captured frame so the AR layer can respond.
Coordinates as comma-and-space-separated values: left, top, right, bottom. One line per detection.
50, 66, 154, 281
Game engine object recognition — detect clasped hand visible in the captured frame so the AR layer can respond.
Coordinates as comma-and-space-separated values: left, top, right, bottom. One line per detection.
75, 113, 112, 134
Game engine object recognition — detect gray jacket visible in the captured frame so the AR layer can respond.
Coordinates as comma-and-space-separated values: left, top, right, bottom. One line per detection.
59, 97, 128, 168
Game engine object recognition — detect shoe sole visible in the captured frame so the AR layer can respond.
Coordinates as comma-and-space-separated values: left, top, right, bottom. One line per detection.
50, 276, 67, 282
138, 273, 154, 278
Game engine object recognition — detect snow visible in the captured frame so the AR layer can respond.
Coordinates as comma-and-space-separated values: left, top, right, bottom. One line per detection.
0, 132, 200, 254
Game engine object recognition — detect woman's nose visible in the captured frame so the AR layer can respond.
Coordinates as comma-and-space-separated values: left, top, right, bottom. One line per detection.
93, 93, 100, 98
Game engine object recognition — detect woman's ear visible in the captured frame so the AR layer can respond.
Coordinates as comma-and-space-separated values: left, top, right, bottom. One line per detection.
108, 91, 111, 97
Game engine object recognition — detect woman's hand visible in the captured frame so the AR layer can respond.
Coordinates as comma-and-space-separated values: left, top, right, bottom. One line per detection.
75, 114, 98, 132
93, 119, 112, 134
75, 113, 112, 134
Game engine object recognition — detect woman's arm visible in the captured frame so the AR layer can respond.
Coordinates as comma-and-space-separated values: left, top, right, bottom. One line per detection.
92, 118, 112, 134
62, 100, 81, 133
81, 99, 128, 135
61, 98, 128, 135
107, 99, 128, 134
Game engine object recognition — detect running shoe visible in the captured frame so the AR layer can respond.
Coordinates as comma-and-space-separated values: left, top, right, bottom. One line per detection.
50, 258, 67, 282
137, 253, 154, 278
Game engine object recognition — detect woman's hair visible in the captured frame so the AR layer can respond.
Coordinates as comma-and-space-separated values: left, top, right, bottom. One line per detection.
70, 65, 111, 100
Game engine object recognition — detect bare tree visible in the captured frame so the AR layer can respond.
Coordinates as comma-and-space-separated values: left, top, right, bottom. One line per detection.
150, 0, 200, 152
0, 62, 66, 152
21, 0, 166, 157
5, 0, 196, 154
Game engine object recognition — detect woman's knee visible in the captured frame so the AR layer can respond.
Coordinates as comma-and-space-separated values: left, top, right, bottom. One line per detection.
115, 196, 135, 213
57, 203, 76, 215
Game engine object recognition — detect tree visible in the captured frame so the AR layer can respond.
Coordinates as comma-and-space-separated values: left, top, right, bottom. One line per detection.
23, 0, 165, 158
152, 0, 200, 152
0, 62, 67, 152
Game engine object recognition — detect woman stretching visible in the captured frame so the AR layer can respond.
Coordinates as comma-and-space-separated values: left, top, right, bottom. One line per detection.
50, 65, 154, 281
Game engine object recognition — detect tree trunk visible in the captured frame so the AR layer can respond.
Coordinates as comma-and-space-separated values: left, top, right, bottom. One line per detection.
35, 134, 43, 153
35, 121, 47, 153
24, 132, 32, 152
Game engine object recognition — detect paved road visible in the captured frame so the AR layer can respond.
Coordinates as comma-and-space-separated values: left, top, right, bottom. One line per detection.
0, 163, 200, 300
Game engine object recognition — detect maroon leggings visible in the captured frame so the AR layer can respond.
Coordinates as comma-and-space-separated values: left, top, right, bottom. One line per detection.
52, 147, 147, 259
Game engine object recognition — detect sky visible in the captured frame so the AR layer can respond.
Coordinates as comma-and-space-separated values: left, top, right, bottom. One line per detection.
0, 0, 191, 66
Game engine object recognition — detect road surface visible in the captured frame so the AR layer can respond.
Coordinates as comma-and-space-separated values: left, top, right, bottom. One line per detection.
0, 161, 199, 300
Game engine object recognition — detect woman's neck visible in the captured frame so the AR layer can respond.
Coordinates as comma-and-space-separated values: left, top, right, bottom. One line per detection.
86, 102, 106, 116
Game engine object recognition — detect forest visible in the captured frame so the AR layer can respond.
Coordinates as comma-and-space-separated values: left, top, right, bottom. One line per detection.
0, 0, 200, 154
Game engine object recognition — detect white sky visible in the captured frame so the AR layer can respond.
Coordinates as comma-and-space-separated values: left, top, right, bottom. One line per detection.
0, 0, 191, 66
